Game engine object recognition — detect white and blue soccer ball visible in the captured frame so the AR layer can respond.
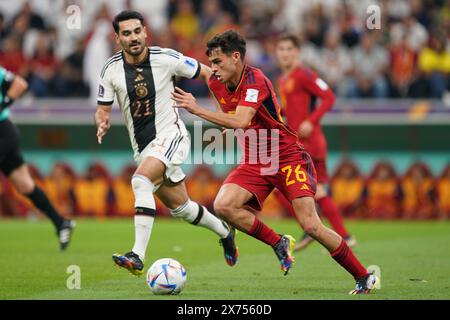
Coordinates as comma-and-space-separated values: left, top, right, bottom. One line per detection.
146, 258, 187, 295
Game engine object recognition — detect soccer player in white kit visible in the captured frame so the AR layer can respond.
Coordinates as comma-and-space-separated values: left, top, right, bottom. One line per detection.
95, 11, 237, 276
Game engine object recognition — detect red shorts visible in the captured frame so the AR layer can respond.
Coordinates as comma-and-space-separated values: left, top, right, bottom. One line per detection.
312, 157, 328, 184
224, 150, 317, 211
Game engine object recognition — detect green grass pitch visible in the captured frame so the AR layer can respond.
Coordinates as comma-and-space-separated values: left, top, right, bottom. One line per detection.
0, 218, 449, 300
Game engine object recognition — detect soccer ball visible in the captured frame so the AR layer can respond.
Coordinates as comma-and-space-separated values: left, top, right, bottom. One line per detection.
146, 258, 187, 295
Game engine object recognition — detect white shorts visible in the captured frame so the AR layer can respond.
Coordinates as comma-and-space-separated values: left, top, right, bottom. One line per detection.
137, 129, 190, 189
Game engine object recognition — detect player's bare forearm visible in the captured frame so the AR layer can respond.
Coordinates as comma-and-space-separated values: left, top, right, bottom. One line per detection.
171, 87, 255, 129
95, 105, 111, 126
309, 89, 336, 124
8, 75, 28, 100
95, 104, 112, 144
195, 106, 255, 129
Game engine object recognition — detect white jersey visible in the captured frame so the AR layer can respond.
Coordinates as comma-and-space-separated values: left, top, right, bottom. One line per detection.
97, 47, 200, 159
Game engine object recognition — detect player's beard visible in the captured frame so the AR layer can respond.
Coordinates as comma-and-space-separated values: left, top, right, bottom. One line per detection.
125, 41, 145, 56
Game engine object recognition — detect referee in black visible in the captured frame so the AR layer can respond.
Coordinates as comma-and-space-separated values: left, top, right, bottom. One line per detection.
0, 65, 75, 250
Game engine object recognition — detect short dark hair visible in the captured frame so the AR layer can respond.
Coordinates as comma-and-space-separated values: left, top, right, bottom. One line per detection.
277, 33, 301, 48
206, 30, 246, 61
112, 10, 145, 33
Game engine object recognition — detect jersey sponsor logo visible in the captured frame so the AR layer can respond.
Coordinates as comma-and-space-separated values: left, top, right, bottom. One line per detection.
135, 73, 145, 82
315, 78, 329, 91
219, 97, 226, 104
245, 88, 259, 103
184, 58, 196, 69
98, 84, 105, 97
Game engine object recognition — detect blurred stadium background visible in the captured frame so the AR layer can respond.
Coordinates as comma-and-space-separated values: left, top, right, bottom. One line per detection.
0, 0, 449, 222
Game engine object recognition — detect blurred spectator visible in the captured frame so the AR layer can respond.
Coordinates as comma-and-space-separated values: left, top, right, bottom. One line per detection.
364, 161, 402, 219
0, 13, 6, 47
1, 160, 450, 220
274, 0, 312, 33
0, 35, 28, 76
409, 0, 434, 29
417, 32, 450, 98
83, 3, 114, 105
206, 10, 241, 40
436, 164, 450, 219
132, 0, 169, 34
390, 16, 428, 53
297, 33, 320, 71
0, 0, 448, 98
252, 37, 279, 81
51, 0, 91, 61
44, 162, 76, 218
7, 1, 46, 35
402, 162, 436, 219
54, 38, 89, 97
388, 33, 418, 97
185, 165, 221, 212
316, 29, 352, 95
170, 0, 200, 41
302, 3, 330, 47
260, 191, 285, 218
112, 164, 136, 217
385, 0, 412, 20
0, 172, 29, 217
199, 0, 221, 34
28, 32, 57, 97
346, 32, 389, 98
336, 2, 361, 48
73, 162, 113, 218
330, 160, 365, 218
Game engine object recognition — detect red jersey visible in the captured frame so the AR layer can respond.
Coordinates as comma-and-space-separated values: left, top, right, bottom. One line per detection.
208, 64, 302, 166
277, 66, 335, 159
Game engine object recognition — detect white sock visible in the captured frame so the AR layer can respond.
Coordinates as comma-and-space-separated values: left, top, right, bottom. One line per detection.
132, 215, 154, 261
171, 200, 229, 238
131, 174, 156, 261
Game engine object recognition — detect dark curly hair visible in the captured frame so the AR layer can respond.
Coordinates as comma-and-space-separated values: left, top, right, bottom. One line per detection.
206, 30, 246, 61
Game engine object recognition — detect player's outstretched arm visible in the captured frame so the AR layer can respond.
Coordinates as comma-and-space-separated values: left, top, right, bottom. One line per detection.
1, 72, 28, 110
171, 87, 256, 129
95, 104, 112, 144
298, 76, 336, 139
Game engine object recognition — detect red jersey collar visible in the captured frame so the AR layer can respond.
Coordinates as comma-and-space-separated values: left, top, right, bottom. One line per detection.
226, 64, 248, 93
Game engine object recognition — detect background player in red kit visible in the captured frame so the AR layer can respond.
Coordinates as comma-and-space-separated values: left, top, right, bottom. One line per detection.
275, 34, 356, 251
172, 30, 378, 294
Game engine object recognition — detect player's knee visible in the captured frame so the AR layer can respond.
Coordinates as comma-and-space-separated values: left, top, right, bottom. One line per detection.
302, 221, 321, 238
12, 177, 34, 194
213, 197, 234, 219
16, 183, 34, 195
295, 199, 321, 236
131, 174, 155, 208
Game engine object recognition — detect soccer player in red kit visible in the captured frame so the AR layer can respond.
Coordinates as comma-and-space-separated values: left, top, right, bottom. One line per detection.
172, 30, 378, 294
275, 34, 356, 251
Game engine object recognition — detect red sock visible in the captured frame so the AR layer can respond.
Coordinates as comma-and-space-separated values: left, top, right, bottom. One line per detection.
248, 217, 281, 247
317, 196, 350, 238
331, 239, 368, 279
